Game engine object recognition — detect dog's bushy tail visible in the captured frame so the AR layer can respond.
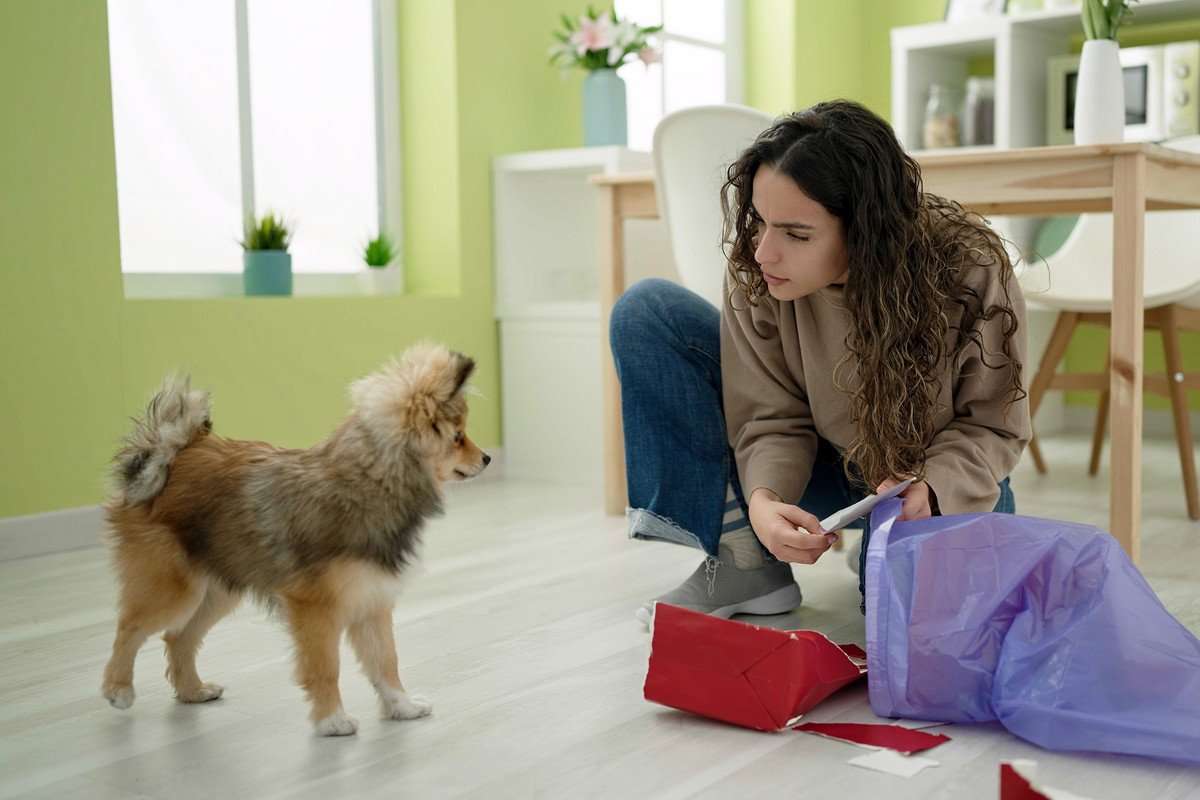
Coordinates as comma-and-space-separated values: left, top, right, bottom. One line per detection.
113, 374, 212, 505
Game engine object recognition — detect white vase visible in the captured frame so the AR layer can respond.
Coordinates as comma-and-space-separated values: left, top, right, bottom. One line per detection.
358, 266, 400, 294
1074, 39, 1124, 145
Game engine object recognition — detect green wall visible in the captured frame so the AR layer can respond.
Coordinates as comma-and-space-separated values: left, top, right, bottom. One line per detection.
746, 0, 798, 113
746, 0, 947, 118
2, 1, 127, 519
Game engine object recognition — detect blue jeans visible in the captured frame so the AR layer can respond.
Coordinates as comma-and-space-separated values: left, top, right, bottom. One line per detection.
609, 278, 1015, 579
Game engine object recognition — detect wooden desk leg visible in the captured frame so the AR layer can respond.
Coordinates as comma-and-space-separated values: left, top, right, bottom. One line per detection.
598, 185, 629, 515
1109, 153, 1145, 563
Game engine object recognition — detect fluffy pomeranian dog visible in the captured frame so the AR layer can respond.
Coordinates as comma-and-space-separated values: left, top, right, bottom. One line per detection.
101, 343, 488, 736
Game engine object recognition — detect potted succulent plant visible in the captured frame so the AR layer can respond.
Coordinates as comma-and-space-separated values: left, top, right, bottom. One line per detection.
241, 212, 293, 296
359, 232, 399, 294
1075, 0, 1137, 144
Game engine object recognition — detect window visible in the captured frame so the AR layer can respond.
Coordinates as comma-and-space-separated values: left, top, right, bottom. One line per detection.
106, 0, 401, 276
614, 0, 745, 151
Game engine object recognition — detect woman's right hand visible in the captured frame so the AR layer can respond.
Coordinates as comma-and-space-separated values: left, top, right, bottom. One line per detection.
748, 488, 840, 565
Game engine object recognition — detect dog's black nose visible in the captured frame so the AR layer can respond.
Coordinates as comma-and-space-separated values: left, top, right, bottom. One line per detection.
482, 453, 492, 467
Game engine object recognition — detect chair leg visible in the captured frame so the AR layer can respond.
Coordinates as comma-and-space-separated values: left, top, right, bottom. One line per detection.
1027, 435, 1047, 474
1026, 312, 1080, 474
1161, 305, 1200, 520
1089, 388, 1109, 476
1088, 339, 1111, 475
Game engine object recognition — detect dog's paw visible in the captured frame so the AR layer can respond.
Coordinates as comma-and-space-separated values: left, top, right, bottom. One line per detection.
175, 682, 224, 704
315, 710, 359, 737
102, 682, 135, 710
383, 691, 433, 721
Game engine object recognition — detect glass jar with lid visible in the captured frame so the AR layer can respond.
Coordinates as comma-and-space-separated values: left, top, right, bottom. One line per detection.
922, 83, 961, 149
963, 76, 996, 146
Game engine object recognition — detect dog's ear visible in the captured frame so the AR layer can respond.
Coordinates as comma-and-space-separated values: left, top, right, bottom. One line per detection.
451, 351, 475, 396
351, 344, 476, 436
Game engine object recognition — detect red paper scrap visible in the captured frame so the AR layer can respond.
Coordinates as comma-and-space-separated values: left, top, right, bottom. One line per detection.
840, 644, 867, 661
1000, 761, 1051, 800
643, 604, 867, 732
1000, 760, 1097, 800
793, 722, 951, 755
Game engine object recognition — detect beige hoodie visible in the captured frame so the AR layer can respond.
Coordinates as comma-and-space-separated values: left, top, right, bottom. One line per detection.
720, 259, 1031, 515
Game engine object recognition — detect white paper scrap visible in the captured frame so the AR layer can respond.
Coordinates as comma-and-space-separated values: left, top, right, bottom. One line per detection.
847, 749, 940, 778
890, 718, 951, 731
818, 477, 915, 532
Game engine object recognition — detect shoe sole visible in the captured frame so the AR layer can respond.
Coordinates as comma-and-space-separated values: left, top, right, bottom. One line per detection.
636, 582, 803, 627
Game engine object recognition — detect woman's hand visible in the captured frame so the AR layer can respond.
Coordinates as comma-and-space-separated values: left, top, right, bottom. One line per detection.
748, 488, 840, 565
876, 477, 936, 521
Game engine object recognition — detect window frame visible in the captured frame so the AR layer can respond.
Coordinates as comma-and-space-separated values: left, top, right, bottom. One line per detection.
617, 0, 746, 151
656, 0, 745, 109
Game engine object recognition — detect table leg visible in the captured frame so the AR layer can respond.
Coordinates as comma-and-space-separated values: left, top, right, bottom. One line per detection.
598, 185, 629, 515
1108, 153, 1145, 563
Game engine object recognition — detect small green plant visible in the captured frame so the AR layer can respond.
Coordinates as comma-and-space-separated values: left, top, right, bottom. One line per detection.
1082, 0, 1136, 40
363, 232, 397, 268
240, 212, 292, 251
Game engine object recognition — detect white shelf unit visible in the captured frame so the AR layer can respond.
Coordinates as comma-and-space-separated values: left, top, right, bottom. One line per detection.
893, 17, 1049, 308
892, 0, 1200, 154
491, 147, 671, 485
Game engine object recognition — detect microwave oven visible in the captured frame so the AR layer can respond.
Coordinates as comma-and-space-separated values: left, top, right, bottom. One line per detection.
1045, 41, 1200, 145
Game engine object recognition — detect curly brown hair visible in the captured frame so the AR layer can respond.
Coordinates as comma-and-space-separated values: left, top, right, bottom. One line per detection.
720, 99, 1025, 492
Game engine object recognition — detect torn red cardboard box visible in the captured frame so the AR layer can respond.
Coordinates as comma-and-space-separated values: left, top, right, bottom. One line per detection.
643, 603, 868, 731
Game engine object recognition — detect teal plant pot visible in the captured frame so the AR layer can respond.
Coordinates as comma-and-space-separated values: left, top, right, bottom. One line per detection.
243, 250, 292, 296
582, 68, 627, 147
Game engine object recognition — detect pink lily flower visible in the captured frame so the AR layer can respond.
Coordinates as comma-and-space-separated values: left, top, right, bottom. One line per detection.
637, 47, 662, 65
571, 15, 616, 56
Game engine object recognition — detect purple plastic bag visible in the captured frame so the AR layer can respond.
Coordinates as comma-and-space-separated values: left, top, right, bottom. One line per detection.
865, 498, 1200, 766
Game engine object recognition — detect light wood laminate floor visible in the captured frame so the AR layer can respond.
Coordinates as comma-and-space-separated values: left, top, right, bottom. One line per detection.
1, 434, 1198, 799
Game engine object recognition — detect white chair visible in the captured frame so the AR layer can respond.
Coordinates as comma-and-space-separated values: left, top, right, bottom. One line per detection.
1021, 135, 1200, 519
652, 104, 776, 309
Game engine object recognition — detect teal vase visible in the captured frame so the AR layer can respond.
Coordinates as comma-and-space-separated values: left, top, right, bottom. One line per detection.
582, 68, 627, 147
243, 250, 292, 296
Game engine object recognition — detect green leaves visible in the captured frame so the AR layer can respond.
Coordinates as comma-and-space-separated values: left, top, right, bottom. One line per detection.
1082, 0, 1098, 38
240, 212, 292, 252
362, 232, 397, 267
1082, 0, 1136, 40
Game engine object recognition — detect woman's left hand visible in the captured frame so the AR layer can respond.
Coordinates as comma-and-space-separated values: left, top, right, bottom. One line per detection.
876, 477, 935, 521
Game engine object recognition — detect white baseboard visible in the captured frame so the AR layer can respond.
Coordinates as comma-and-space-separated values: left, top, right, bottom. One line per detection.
0, 505, 105, 562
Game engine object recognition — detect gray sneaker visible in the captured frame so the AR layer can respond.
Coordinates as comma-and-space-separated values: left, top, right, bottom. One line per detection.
636, 548, 802, 627
847, 534, 862, 575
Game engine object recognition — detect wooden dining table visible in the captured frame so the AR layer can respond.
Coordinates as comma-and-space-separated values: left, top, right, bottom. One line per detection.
591, 141, 1200, 563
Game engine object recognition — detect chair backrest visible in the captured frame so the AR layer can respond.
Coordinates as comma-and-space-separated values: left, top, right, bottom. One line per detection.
653, 104, 776, 309
1025, 135, 1200, 309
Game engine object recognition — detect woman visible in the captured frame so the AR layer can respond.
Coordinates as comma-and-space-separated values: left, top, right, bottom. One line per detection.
610, 99, 1030, 623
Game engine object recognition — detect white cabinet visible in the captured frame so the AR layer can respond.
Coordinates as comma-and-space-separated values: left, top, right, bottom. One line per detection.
492, 147, 672, 485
